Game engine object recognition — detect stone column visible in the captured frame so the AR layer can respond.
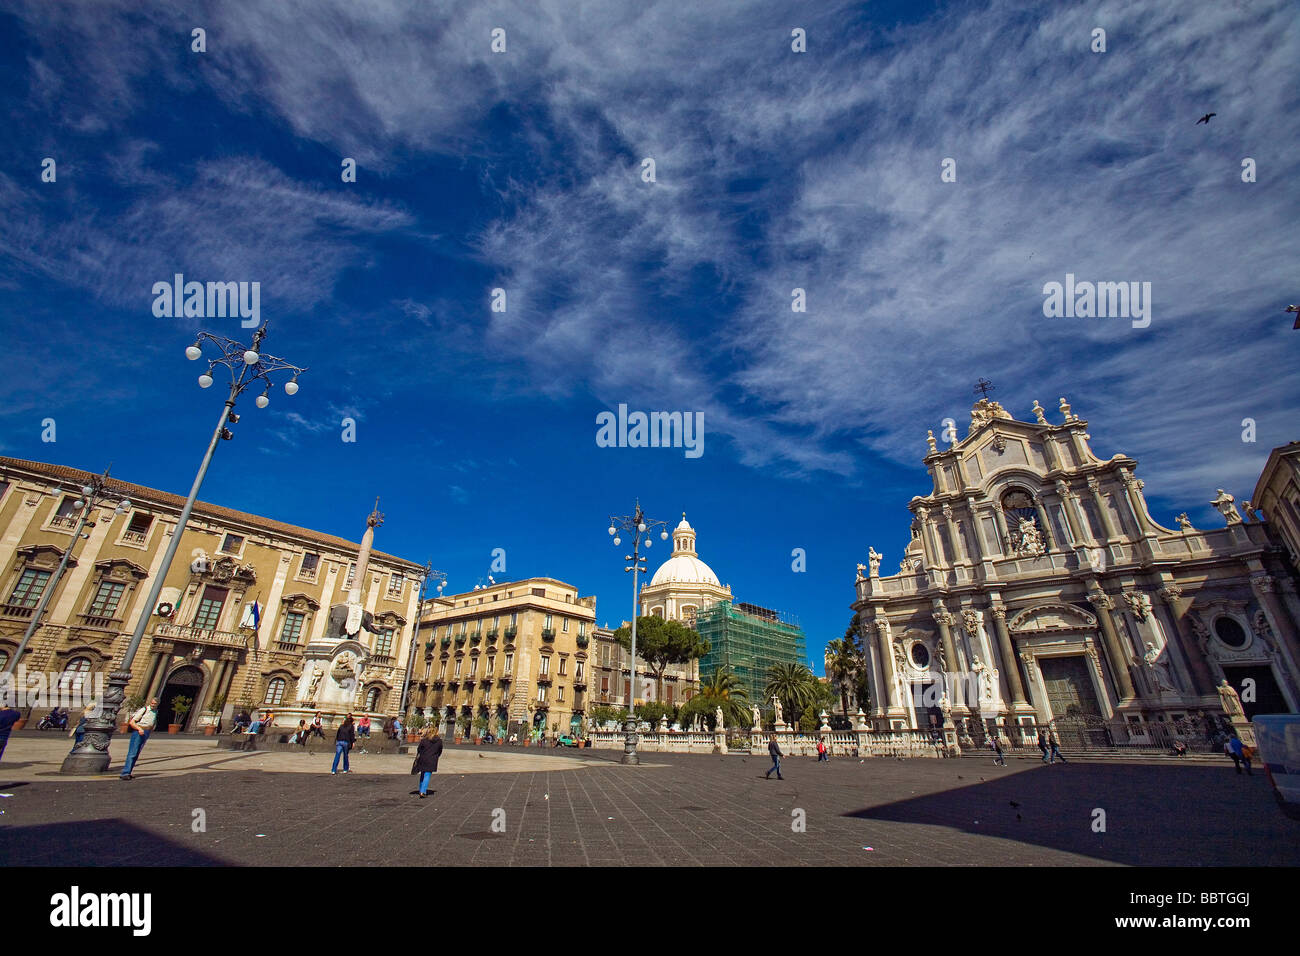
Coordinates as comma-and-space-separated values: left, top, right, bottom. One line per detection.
1087, 476, 1121, 541
988, 605, 1028, 707
963, 497, 986, 563
1155, 585, 1213, 696
916, 506, 942, 569
194, 659, 227, 719
942, 505, 963, 564
1089, 587, 1137, 704
874, 618, 903, 723
1251, 575, 1300, 683
1054, 480, 1089, 546
1031, 495, 1058, 552
990, 503, 1010, 556
932, 607, 964, 713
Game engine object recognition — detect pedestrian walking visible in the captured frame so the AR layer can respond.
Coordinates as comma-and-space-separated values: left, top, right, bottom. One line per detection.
393, 716, 404, 742
332, 714, 356, 774
765, 735, 785, 779
1048, 731, 1067, 764
409, 727, 443, 798
1037, 729, 1050, 763
119, 698, 159, 780
817, 737, 829, 762
1226, 734, 1253, 775
988, 733, 1007, 767
0, 701, 22, 764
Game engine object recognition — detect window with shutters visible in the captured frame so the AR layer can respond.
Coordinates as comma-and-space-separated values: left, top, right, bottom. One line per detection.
87, 581, 125, 619
8, 568, 51, 608
280, 612, 305, 643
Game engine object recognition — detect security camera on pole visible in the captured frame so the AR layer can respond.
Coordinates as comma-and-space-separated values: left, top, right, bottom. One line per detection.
61, 324, 306, 774
606, 501, 669, 765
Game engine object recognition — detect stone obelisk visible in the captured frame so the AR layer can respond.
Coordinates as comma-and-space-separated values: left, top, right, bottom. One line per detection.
289, 500, 384, 722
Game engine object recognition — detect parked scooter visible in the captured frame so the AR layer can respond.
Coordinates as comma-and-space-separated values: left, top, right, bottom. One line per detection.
37, 708, 69, 731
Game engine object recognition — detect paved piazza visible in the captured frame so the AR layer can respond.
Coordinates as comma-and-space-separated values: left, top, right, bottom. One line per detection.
0, 734, 1293, 867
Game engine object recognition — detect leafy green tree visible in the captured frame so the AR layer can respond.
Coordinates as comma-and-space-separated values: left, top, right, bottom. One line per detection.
765, 662, 818, 726
824, 637, 861, 717
613, 616, 710, 704
590, 705, 627, 726
634, 701, 677, 726
680, 668, 751, 730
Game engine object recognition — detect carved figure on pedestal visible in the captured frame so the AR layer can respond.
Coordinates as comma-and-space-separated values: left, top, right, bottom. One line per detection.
771, 695, 783, 726
751, 704, 762, 730
307, 665, 323, 701
715, 706, 724, 731
1009, 516, 1046, 557
1142, 642, 1176, 693
1212, 489, 1243, 525
1216, 678, 1245, 719
1175, 513, 1193, 531
868, 547, 882, 576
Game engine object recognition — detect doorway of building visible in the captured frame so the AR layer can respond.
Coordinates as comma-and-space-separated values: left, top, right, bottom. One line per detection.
1221, 665, 1291, 719
157, 665, 205, 731
1039, 655, 1107, 748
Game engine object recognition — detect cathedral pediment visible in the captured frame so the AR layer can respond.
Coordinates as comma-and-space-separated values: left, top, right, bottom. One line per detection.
1008, 603, 1096, 633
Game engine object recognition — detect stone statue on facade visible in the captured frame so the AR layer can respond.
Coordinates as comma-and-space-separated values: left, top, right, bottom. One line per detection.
1242, 500, 1259, 522
970, 398, 1012, 432
1216, 678, 1245, 718
868, 547, 882, 577
939, 691, 953, 726
1010, 516, 1045, 557
1212, 489, 1243, 526
1175, 513, 1193, 530
1142, 642, 1175, 693
715, 706, 724, 731
855, 563, 866, 582
307, 665, 322, 701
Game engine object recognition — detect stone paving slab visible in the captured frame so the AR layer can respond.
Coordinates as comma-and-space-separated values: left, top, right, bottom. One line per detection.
0, 737, 1292, 867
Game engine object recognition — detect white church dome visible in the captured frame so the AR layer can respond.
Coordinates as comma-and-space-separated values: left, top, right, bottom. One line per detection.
650, 554, 721, 586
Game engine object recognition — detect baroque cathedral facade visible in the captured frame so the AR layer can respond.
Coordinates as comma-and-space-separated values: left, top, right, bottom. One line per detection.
852, 397, 1300, 745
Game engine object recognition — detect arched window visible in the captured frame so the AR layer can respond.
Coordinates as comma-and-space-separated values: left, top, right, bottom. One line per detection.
1001, 488, 1037, 524
365, 687, 381, 711
58, 657, 93, 693
264, 678, 286, 705
0, 650, 9, 672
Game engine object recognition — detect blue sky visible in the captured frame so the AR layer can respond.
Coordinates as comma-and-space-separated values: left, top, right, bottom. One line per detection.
1, 0, 1297, 674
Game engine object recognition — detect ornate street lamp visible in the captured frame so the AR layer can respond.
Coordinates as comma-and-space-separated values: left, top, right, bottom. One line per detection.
61, 324, 306, 774
606, 500, 669, 765
2, 468, 130, 700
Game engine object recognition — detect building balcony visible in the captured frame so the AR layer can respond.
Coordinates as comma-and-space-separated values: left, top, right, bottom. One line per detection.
504, 626, 517, 640
440, 635, 451, 648
576, 635, 589, 648
274, 641, 302, 654
536, 674, 553, 685
1, 603, 37, 620
78, 613, 120, 629
370, 654, 395, 667
499, 675, 512, 684
48, 514, 78, 530
486, 629, 499, 643
153, 621, 249, 649
541, 628, 556, 643
121, 530, 148, 545
470, 632, 482, 646
454, 635, 467, 646
572, 679, 587, 689
431, 679, 445, 688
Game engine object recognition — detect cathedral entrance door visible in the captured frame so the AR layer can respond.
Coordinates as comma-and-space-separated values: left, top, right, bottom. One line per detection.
1039, 655, 1106, 748
1220, 665, 1289, 719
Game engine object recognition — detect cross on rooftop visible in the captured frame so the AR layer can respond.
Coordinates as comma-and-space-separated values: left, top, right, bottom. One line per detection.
973, 378, 995, 401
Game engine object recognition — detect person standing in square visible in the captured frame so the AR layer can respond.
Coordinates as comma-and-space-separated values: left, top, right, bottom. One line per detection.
119, 698, 159, 780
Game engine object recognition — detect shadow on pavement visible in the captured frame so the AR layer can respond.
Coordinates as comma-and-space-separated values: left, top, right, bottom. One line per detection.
0, 819, 233, 866
845, 762, 1291, 866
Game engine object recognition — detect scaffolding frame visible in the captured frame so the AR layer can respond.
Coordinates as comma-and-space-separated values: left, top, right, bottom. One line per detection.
695, 600, 807, 705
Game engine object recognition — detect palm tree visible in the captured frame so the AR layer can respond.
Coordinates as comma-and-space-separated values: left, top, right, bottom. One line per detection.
695, 668, 750, 729
824, 637, 863, 718
765, 662, 817, 726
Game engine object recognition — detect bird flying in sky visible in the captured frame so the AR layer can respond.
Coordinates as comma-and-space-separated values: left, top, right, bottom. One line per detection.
1196, 112, 1216, 124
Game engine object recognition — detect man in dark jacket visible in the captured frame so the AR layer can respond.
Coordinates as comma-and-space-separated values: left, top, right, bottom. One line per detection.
1037, 729, 1050, 763
0, 702, 22, 764
410, 729, 443, 798
331, 714, 356, 774
764, 736, 784, 780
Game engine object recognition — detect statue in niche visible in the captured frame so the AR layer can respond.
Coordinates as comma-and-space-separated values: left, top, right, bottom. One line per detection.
1142, 642, 1176, 693
1010, 516, 1046, 557
306, 665, 323, 700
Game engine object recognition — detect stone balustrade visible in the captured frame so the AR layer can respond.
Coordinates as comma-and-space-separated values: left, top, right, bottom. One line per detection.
588, 727, 959, 758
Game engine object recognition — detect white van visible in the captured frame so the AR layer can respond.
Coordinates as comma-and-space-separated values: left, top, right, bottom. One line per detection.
1252, 714, 1300, 821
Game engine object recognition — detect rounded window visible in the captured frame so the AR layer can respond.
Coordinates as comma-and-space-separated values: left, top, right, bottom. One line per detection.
910, 642, 930, 668
1213, 617, 1248, 648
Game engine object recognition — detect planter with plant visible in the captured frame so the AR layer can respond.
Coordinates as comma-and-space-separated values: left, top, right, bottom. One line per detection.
455, 713, 471, 743
407, 712, 426, 742
472, 715, 488, 743
169, 695, 193, 733
202, 693, 227, 734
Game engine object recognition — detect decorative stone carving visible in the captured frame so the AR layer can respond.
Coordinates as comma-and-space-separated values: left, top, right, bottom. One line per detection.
855, 563, 866, 582
868, 547, 882, 576
715, 706, 724, 731
1091, 590, 1115, 612
990, 430, 1007, 453
1175, 513, 1193, 530
926, 430, 938, 454
1242, 500, 1258, 521
331, 653, 357, 686
1123, 591, 1152, 622
970, 399, 1013, 432
1252, 610, 1274, 644
961, 609, 982, 637
771, 695, 783, 726
751, 704, 762, 730
306, 665, 323, 700
1157, 584, 1183, 603
1008, 516, 1045, 557
1251, 574, 1276, 593
989, 605, 1007, 622
1058, 396, 1073, 421
1212, 489, 1243, 525
932, 609, 954, 627
1031, 400, 1048, 425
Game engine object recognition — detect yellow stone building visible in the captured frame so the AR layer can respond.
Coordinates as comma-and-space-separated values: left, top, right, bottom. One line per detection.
414, 578, 596, 739
0, 457, 424, 728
